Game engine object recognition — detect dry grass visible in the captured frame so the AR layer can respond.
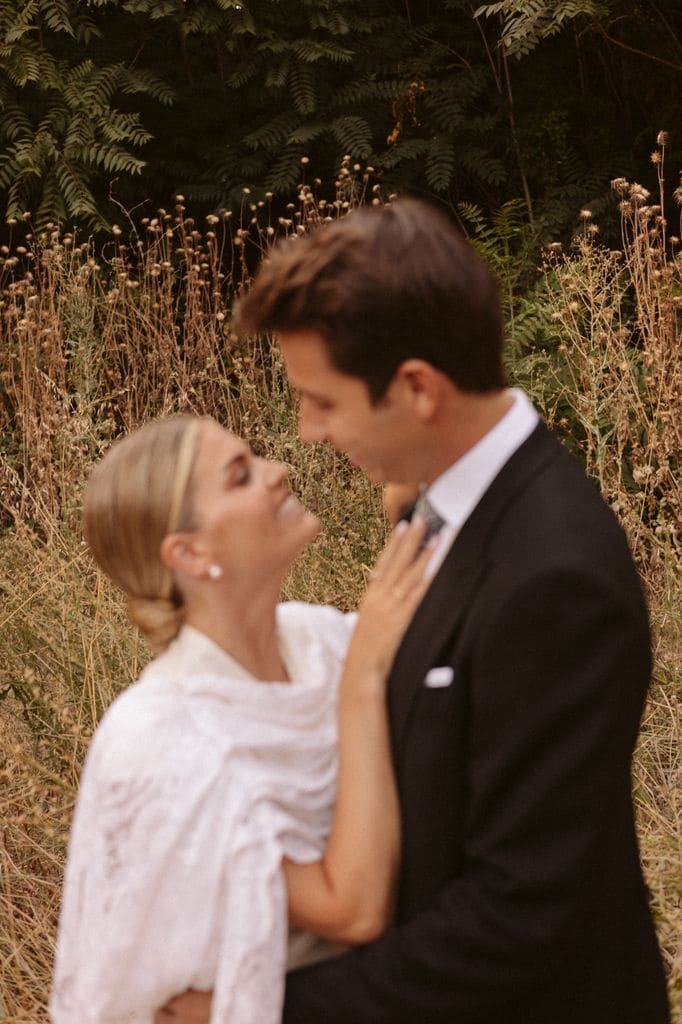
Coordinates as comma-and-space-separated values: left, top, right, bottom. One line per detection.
0, 154, 680, 1020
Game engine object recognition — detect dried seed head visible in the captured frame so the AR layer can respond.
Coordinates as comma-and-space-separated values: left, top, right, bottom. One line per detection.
656, 131, 669, 147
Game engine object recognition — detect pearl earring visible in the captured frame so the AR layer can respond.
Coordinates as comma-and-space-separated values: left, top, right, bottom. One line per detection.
207, 563, 223, 580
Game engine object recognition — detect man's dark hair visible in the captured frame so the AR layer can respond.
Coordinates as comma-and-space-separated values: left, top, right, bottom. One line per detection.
235, 198, 506, 402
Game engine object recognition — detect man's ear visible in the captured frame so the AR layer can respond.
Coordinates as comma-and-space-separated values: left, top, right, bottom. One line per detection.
160, 532, 206, 581
394, 359, 446, 420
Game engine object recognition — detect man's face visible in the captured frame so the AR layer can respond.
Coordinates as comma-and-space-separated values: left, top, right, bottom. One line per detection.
278, 329, 419, 485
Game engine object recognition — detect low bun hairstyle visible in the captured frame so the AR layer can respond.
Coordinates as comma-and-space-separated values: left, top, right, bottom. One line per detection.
83, 416, 205, 652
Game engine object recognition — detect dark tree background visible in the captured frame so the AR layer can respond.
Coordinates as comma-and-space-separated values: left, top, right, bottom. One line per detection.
0, 0, 680, 239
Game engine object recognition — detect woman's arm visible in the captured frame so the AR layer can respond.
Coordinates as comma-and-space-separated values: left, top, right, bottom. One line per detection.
283, 518, 433, 944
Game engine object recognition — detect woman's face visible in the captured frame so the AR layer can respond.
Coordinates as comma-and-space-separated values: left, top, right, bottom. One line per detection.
187, 423, 320, 581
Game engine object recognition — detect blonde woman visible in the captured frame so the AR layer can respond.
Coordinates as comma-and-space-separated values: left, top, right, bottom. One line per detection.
50, 415, 432, 1024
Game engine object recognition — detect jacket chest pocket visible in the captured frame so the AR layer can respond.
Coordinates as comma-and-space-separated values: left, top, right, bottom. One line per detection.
401, 669, 467, 778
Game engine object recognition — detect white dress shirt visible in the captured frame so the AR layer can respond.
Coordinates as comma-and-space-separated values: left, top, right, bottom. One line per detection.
425, 388, 539, 574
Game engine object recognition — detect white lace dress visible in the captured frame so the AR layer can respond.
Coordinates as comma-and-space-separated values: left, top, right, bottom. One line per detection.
50, 602, 355, 1024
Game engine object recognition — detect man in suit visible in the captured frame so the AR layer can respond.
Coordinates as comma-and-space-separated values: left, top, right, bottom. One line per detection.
158, 199, 669, 1022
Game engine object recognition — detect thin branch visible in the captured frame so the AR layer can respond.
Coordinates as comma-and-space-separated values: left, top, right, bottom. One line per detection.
472, 6, 501, 93
594, 22, 682, 72
501, 49, 534, 225
648, 0, 682, 60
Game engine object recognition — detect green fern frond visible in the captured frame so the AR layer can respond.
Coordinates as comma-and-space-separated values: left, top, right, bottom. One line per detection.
119, 68, 175, 105
425, 137, 456, 192
376, 138, 428, 169
492, 197, 527, 240
265, 148, 305, 193
459, 145, 507, 186
331, 78, 402, 108
330, 115, 372, 158
292, 39, 353, 64
265, 56, 292, 91
308, 10, 351, 34
289, 63, 317, 116
121, 0, 179, 19
227, 62, 259, 88
3, 2, 39, 43
243, 112, 299, 152
287, 121, 326, 145
40, 0, 76, 36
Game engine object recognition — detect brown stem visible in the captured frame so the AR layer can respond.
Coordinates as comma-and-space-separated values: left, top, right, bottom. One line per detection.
472, 7, 502, 93
501, 49, 534, 225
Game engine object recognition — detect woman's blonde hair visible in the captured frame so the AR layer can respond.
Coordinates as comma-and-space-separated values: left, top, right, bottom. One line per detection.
83, 415, 206, 651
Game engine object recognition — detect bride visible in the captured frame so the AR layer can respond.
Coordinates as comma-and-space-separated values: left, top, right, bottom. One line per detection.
49, 415, 432, 1024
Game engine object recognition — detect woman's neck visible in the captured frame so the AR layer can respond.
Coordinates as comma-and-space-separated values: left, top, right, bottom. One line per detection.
183, 579, 289, 682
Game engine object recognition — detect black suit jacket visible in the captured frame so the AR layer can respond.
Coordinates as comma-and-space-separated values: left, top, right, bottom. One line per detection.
283, 422, 670, 1023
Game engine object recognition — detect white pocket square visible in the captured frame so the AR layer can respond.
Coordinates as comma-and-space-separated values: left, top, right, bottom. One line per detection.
424, 666, 455, 688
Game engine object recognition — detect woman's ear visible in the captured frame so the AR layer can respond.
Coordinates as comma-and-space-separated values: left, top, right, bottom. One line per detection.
160, 532, 206, 580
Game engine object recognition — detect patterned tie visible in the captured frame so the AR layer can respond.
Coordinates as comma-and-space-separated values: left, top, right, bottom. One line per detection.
412, 491, 445, 548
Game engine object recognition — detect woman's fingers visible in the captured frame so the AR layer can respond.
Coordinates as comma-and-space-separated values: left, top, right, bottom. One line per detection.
365, 516, 436, 619
370, 516, 428, 585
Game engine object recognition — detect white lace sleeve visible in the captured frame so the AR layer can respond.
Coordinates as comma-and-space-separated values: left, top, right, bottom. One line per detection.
49, 699, 290, 1024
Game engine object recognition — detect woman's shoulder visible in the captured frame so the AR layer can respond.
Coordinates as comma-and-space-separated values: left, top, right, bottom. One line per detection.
277, 601, 357, 660
85, 673, 223, 788
277, 600, 356, 637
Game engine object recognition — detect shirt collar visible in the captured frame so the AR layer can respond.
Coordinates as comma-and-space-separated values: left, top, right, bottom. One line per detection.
426, 388, 539, 538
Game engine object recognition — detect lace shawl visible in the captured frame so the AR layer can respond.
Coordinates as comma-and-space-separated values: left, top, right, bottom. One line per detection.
50, 603, 354, 1024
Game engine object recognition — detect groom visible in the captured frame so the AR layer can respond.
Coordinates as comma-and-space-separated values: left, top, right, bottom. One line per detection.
158, 200, 669, 1022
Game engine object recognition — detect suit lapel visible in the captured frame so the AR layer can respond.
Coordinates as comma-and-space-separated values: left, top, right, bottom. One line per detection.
388, 421, 560, 751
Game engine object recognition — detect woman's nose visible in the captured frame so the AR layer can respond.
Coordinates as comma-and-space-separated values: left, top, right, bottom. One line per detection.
264, 459, 289, 488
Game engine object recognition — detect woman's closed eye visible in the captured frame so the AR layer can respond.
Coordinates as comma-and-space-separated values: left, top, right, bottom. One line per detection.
223, 452, 252, 488
232, 467, 251, 486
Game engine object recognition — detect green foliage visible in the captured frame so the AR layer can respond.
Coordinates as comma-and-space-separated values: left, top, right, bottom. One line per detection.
474, 0, 609, 57
0, 0, 681, 236
457, 197, 545, 346
0, 1, 173, 227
